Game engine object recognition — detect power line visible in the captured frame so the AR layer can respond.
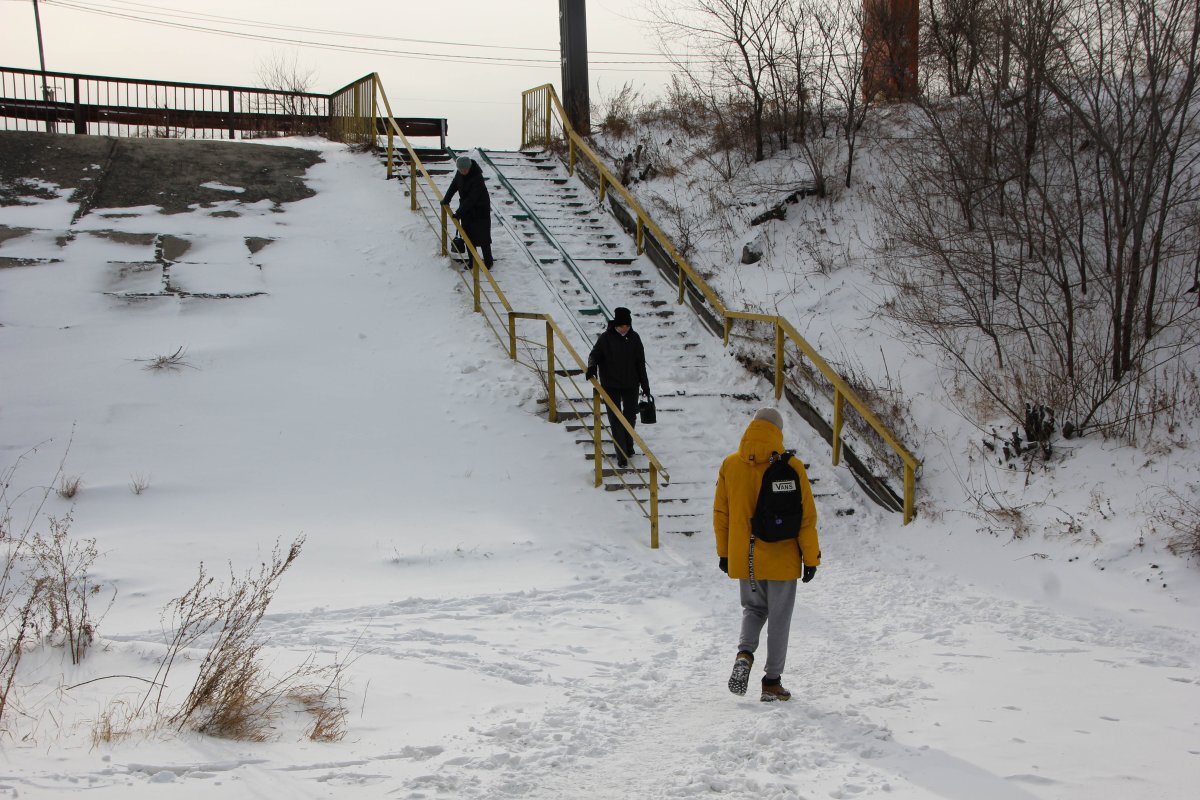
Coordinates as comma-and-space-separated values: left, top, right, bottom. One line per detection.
40, 0, 710, 70
77, 0, 695, 59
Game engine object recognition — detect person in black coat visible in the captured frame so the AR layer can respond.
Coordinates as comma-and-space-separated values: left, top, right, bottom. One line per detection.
441, 155, 493, 269
586, 306, 651, 467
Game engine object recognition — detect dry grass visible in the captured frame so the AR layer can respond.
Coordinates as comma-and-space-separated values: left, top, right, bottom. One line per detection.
290, 678, 349, 743
129, 474, 151, 495
595, 81, 640, 139
57, 476, 82, 499
91, 700, 136, 746
148, 537, 348, 742
137, 346, 195, 372
984, 505, 1031, 540
32, 514, 102, 665
1154, 488, 1200, 560
3, 459, 104, 730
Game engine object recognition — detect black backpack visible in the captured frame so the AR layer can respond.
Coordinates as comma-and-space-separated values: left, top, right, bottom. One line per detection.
751, 451, 804, 542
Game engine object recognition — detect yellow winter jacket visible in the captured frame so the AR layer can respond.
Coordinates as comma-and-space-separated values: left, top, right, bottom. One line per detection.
714, 419, 820, 580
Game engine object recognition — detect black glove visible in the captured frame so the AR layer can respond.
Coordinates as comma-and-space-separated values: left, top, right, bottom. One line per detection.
585, 366, 597, 380
718, 557, 728, 574
640, 385, 651, 397
802, 565, 817, 583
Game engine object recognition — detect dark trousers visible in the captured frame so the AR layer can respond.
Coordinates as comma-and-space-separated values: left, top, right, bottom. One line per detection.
605, 385, 640, 459
461, 218, 493, 268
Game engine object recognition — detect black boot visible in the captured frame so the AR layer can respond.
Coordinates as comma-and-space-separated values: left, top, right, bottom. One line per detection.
728, 651, 754, 696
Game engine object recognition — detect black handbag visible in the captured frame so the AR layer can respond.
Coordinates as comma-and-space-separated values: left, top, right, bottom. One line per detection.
638, 394, 657, 424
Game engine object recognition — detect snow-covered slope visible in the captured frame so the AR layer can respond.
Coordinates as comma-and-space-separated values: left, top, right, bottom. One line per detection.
0, 136, 1196, 799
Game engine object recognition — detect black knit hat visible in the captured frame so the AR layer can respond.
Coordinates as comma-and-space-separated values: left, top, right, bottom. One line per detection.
613, 307, 633, 326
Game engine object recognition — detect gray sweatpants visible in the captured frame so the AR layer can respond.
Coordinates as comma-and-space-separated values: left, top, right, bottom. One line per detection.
737, 578, 798, 681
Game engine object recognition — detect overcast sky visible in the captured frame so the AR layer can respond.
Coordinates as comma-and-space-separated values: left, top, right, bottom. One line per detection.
1, 0, 680, 148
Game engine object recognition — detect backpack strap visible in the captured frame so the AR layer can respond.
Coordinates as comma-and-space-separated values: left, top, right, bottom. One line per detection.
750, 451, 788, 593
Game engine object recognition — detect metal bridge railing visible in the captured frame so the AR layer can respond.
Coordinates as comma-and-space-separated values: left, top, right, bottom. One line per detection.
0, 67, 446, 145
0, 65, 329, 138
521, 83, 920, 524
368, 75, 671, 548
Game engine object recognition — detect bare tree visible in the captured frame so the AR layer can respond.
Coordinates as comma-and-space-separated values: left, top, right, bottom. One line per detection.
811, 0, 875, 187
881, 0, 1200, 439
922, 0, 994, 96
650, 0, 790, 161
255, 51, 320, 132
1033, 0, 1200, 382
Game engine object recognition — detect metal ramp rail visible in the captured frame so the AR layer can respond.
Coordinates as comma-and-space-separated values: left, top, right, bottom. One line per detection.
475, 149, 852, 537
520, 83, 921, 524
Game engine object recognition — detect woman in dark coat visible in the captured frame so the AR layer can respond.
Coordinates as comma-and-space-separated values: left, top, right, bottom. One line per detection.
586, 307, 651, 467
441, 155, 493, 269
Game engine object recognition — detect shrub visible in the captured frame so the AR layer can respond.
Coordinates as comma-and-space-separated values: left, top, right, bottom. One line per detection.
57, 476, 82, 499
1155, 488, 1200, 561
2, 458, 105, 731
133, 536, 347, 741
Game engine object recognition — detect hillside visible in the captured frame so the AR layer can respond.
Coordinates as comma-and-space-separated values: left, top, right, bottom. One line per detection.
0, 132, 1197, 799
590, 105, 1200, 598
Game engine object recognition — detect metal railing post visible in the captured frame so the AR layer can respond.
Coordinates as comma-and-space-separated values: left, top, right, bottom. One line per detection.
543, 89, 551, 144
593, 389, 603, 488
832, 390, 844, 466
546, 322, 557, 423
723, 316, 731, 347
774, 322, 785, 400
473, 260, 481, 313
387, 126, 394, 179
372, 75, 378, 143
352, 84, 360, 142
568, 137, 576, 175
227, 88, 235, 139
636, 218, 644, 255
410, 167, 418, 211
440, 205, 449, 255
650, 464, 660, 549
509, 312, 518, 360
677, 263, 685, 304
598, 171, 606, 202
521, 95, 528, 149
904, 465, 915, 524
72, 77, 85, 134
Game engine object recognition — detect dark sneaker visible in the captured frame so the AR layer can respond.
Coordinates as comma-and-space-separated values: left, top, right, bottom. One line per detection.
728, 651, 754, 696
760, 678, 791, 702
615, 453, 628, 468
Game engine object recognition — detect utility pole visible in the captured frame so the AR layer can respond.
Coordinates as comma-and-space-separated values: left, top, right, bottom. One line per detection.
31, 0, 54, 131
559, 0, 590, 135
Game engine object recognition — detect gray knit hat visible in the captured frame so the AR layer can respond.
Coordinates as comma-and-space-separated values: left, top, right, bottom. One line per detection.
753, 407, 784, 430
456, 155, 472, 170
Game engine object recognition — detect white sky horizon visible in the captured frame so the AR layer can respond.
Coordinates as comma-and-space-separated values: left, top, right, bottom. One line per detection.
1, 0, 679, 149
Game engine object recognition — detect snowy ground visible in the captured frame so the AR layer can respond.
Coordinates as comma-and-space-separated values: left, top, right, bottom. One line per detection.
0, 136, 1197, 799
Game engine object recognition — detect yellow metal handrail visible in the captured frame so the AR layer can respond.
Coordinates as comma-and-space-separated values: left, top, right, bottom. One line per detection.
521, 83, 920, 523
355, 75, 671, 546
329, 75, 377, 145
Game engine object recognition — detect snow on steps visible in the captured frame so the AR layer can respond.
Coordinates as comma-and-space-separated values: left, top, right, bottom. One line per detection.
416, 147, 858, 538
477, 149, 854, 537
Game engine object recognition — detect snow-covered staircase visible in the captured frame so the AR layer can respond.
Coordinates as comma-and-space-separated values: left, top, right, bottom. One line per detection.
428, 148, 855, 537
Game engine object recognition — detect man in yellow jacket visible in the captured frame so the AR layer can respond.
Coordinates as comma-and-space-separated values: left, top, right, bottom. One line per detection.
714, 407, 820, 701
